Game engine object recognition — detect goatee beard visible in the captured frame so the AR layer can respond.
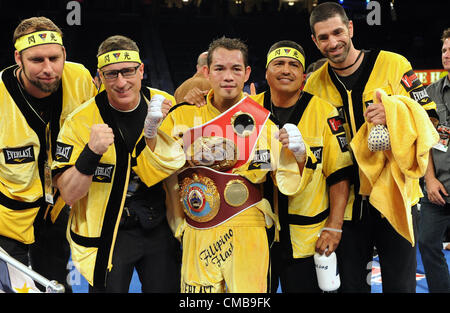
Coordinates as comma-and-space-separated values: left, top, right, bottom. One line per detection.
29, 78, 60, 94
22, 66, 61, 94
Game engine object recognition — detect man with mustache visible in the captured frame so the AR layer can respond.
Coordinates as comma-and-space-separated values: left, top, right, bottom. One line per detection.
304, 2, 438, 292
0, 17, 97, 292
253, 40, 353, 292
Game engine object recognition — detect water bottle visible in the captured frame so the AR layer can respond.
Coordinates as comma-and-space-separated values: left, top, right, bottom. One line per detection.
314, 251, 340, 292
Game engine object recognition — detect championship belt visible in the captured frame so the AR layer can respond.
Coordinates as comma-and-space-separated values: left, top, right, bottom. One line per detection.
182, 96, 271, 172
178, 166, 262, 229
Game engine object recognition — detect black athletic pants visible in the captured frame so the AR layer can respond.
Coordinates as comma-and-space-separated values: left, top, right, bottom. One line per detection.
30, 205, 72, 293
336, 200, 418, 293
269, 241, 322, 293
89, 219, 181, 293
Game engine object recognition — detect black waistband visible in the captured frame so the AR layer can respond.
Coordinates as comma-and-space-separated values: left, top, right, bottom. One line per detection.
287, 208, 330, 226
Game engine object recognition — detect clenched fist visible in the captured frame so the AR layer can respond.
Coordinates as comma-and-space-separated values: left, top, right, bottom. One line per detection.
144, 94, 172, 139
279, 123, 306, 163
88, 124, 114, 155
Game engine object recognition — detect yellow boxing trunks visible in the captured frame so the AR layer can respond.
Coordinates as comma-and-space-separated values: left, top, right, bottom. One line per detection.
181, 224, 269, 293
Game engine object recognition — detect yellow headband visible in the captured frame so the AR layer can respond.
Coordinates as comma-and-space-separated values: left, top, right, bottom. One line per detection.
266, 47, 305, 69
14, 31, 63, 52
97, 50, 141, 69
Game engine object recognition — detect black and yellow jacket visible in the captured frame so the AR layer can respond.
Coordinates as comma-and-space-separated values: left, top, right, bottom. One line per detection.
304, 49, 438, 224
52, 88, 185, 287
0, 62, 96, 244
253, 90, 354, 258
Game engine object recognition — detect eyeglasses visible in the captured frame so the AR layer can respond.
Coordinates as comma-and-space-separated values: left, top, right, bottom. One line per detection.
101, 65, 140, 80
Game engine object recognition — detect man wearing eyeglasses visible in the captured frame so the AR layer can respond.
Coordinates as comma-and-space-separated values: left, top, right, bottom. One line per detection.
52, 35, 186, 292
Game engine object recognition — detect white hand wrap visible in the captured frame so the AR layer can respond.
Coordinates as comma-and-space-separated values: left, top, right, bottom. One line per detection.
144, 94, 165, 139
283, 123, 306, 162
368, 124, 391, 152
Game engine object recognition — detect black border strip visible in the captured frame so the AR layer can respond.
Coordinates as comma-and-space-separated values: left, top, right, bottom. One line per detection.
287, 208, 330, 226
326, 165, 354, 186
67, 91, 129, 287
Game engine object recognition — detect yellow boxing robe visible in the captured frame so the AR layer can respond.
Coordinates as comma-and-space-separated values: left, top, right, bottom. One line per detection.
0, 62, 97, 244
52, 88, 185, 287
252, 90, 354, 258
304, 49, 438, 227
160, 91, 315, 293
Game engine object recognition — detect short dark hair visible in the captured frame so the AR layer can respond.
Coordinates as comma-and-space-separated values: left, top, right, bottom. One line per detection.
207, 36, 248, 67
442, 28, 450, 43
309, 2, 349, 37
267, 40, 305, 60
267, 40, 306, 69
